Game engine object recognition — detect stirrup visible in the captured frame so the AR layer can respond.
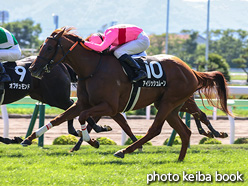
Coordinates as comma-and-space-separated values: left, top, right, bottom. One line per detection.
132, 71, 147, 83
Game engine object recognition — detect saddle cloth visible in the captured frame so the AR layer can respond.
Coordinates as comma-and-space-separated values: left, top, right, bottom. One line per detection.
3, 61, 32, 90
121, 56, 167, 112
120, 56, 167, 87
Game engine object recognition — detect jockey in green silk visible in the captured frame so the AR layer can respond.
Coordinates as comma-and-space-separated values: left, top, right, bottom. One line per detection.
0, 27, 22, 82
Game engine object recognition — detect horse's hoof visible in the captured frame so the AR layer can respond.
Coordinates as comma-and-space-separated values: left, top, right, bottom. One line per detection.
101, 125, 112, 132
21, 139, 32, 147
14, 137, 23, 144
87, 139, 100, 149
206, 131, 214, 138
114, 150, 125, 158
104, 125, 112, 131
220, 132, 228, 138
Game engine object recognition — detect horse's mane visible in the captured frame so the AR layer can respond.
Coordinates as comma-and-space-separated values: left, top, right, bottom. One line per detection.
52, 26, 84, 42
52, 26, 112, 54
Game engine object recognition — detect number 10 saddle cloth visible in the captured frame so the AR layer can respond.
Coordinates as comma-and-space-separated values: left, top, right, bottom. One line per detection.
120, 56, 167, 87
120, 56, 167, 112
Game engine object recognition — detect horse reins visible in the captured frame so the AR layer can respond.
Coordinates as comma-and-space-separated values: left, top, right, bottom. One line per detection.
37, 36, 80, 73
37, 35, 102, 80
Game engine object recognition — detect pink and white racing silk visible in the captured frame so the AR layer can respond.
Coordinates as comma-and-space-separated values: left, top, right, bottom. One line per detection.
84, 24, 143, 52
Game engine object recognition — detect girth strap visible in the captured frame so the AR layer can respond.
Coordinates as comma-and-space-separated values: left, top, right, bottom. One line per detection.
123, 84, 141, 112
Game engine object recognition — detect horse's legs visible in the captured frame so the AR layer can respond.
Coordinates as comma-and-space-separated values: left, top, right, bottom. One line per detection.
78, 102, 116, 124
191, 110, 227, 138
0, 136, 23, 144
77, 102, 118, 140
86, 114, 133, 136
114, 95, 193, 161
72, 113, 138, 152
57, 98, 78, 137
115, 108, 191, 161
200, 111, 228, 138
182, 98, 227, 138
85, 116, 112, 133
111, 113, 138, 143
114, 102, 174, 158
22, 102, 82, 144
193, 116, 213, 138
181, 98, 212, 137
166, 111, 191, 161
67, 119, 78, 136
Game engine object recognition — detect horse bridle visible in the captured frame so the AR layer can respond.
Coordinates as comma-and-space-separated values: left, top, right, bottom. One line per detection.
37, 36, 79, 73
37, 35, 102, 80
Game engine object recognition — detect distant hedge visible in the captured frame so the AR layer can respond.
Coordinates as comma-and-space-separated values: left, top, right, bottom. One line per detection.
199, 137, 222, 144
125, 135, 152, 146
53, 135, 78, 145
96, 137, 116, 145
163, 136, 182, 145
234, 137, 248, 144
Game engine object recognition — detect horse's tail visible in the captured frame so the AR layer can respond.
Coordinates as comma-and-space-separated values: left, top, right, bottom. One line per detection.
192, 70, 233, 117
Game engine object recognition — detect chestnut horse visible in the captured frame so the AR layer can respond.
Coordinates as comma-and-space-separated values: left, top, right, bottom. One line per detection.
25, 27, 231, 161
71, 95, 227, 152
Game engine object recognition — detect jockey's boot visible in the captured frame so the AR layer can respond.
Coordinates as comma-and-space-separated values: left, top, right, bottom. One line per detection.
119, 54, 147, 83
0, 63, 11, 82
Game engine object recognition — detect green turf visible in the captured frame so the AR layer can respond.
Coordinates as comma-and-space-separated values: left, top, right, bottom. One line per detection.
230, 74, 247, 81
0, 144, 247, 185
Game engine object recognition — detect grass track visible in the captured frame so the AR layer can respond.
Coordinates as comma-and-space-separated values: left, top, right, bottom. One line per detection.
0, 144, 247, 185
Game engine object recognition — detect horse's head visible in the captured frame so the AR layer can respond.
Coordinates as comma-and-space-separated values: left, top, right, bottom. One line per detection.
29, 28, 66, 79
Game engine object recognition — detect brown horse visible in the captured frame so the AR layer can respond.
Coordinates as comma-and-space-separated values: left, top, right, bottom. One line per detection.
25, 27, 232, 161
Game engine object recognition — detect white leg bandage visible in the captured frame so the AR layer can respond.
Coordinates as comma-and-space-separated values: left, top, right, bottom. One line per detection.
35, 123, 53, 138
81, 124, 90, 142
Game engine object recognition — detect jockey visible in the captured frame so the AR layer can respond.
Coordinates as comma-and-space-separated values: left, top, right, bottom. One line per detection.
84, 24, 150, 83
0, 27, 22, 82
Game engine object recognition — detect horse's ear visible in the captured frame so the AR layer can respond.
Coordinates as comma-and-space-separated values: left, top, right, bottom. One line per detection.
54, 28, 65, 39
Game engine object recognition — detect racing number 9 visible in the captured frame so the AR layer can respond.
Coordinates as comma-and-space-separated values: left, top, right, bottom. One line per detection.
15, 66, 26, 82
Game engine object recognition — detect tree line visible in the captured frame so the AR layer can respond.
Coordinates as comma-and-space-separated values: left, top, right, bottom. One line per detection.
2, 19, 248, 82
147, 29, 248, 82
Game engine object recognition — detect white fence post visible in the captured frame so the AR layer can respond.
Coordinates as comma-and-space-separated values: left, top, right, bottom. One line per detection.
146, 105, 151, 120
213, 107, 217, 120
121, 113, 127, 145
1, 105, 9, 138
228, 106, 235, 144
